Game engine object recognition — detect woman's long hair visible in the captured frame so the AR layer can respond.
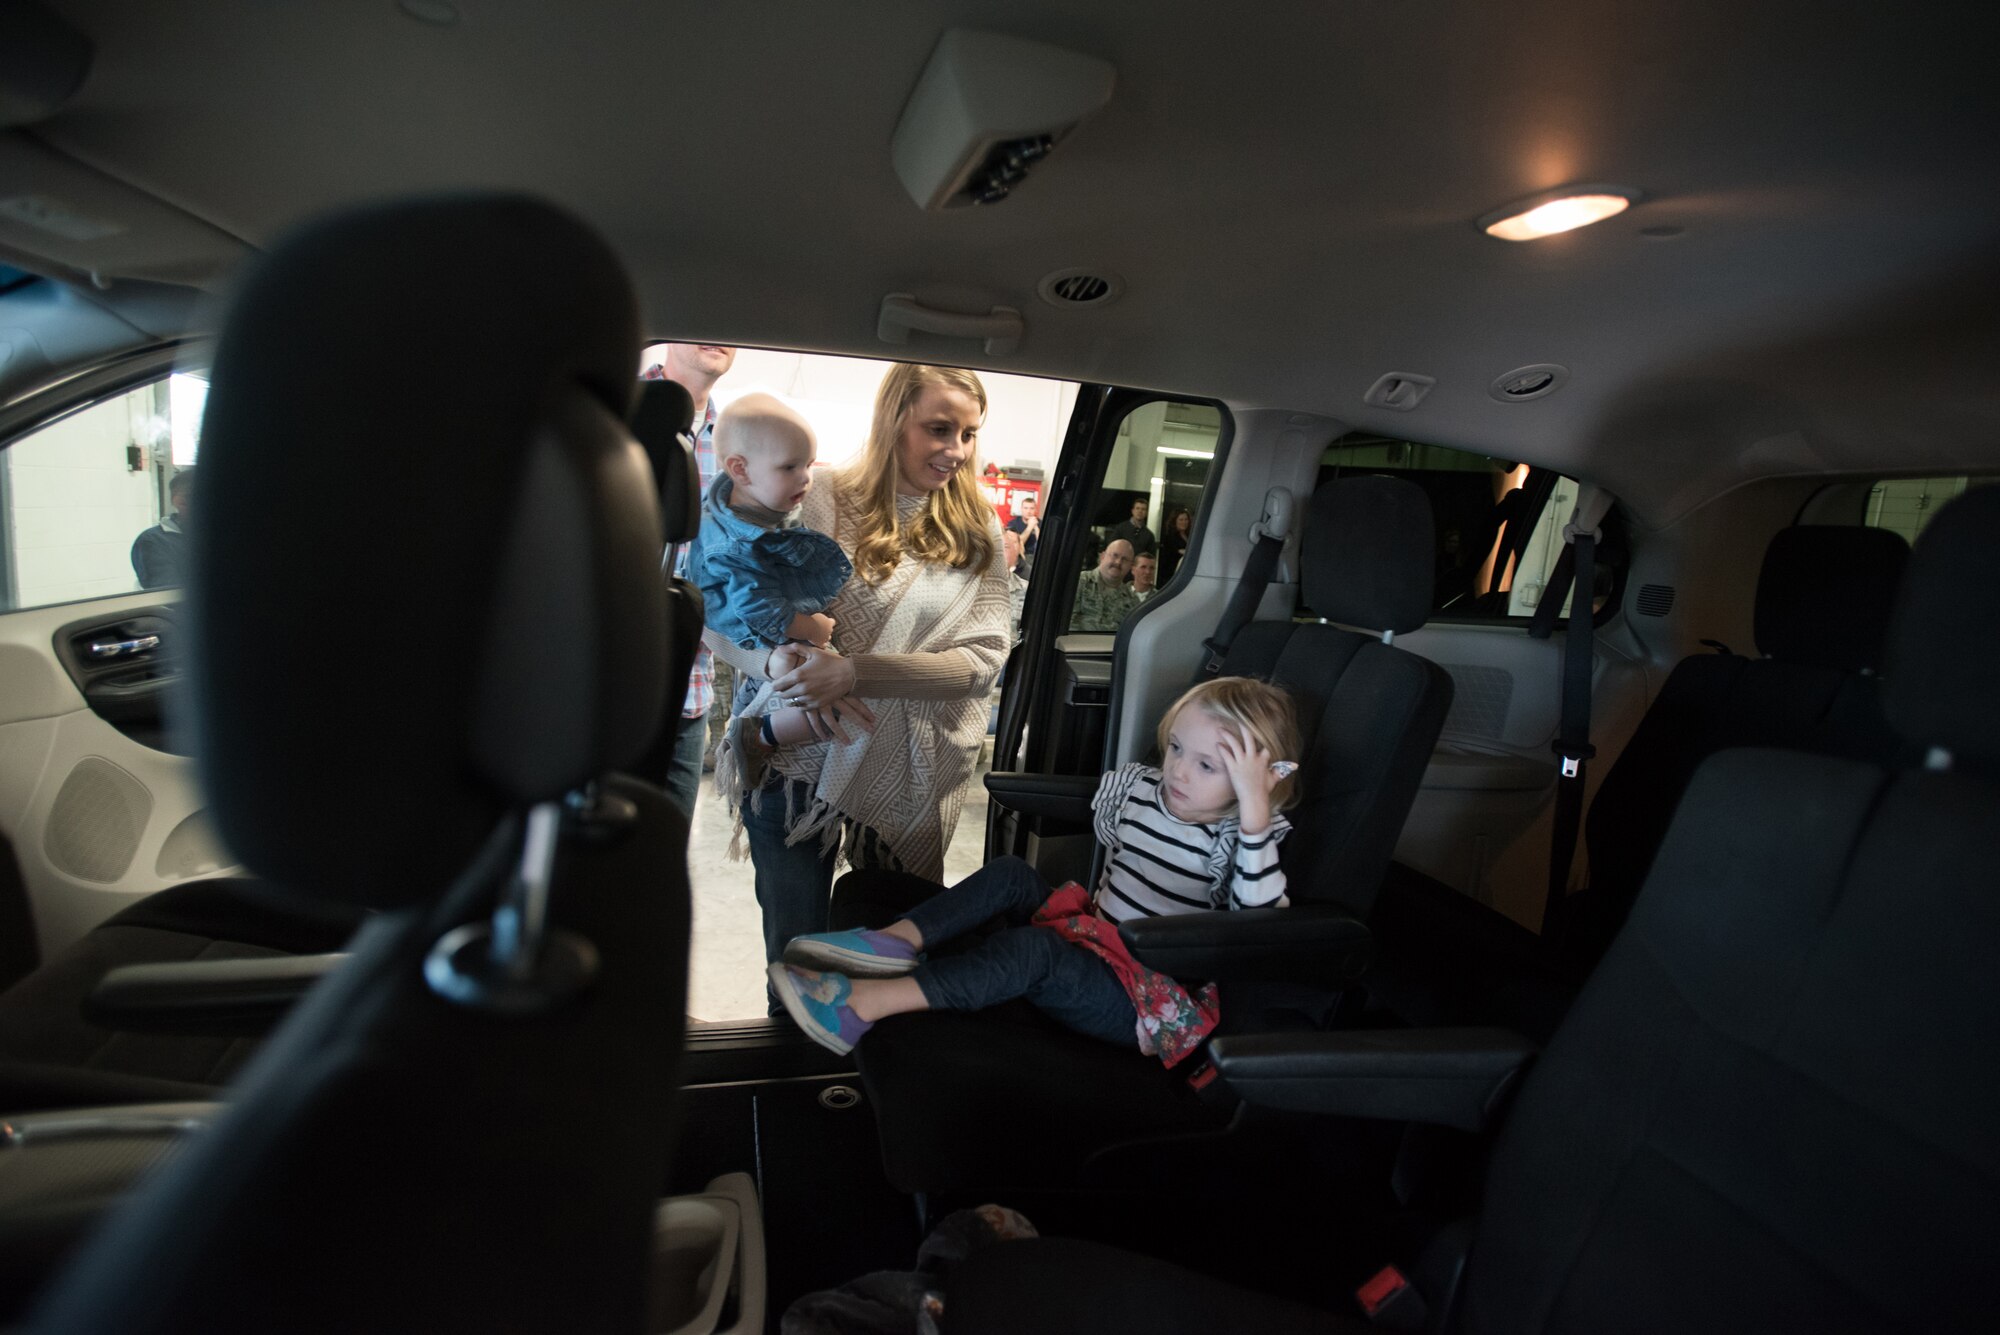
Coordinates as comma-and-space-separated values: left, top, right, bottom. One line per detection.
842, 363, 997, 584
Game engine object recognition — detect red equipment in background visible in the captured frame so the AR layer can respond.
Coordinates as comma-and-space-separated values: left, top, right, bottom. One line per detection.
981, 463, 1044, 526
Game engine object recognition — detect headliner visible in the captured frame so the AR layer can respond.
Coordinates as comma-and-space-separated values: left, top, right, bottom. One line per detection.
8, 0, 2000, 521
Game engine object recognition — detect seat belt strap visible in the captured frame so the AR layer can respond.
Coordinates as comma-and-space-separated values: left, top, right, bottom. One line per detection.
1197, 487, 1293, 679
1539, 485, 1614, 933
1198, 533, 1283, 677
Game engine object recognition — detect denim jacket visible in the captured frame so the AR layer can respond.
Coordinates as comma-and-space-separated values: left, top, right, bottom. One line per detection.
686, 474, 852, 650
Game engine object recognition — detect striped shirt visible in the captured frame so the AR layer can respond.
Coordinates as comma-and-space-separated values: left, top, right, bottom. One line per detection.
1089, 762, 1290, 924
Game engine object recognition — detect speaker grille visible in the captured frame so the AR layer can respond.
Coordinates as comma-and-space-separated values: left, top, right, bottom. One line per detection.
44, 758, 151, 883
1440, 664, 1515, 740
1636, 583, 1677, 617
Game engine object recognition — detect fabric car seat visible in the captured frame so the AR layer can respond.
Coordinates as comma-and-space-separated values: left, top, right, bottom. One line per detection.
1366, 522, 1911, 1043
25, 193, 695, 1334
0, 337, 705, 1118
936, 482, 2000, 1334
843, 476, 1453, 1195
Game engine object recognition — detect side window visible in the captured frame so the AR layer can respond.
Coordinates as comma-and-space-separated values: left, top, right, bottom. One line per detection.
1063, 400, 1220, 630
0, 375, 205, 613
1314, 433, 1585, 620
1863, 476, 1973, 544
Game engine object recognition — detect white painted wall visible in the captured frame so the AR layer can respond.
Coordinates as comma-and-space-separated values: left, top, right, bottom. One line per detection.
647, 346, 1079, 476
4, 387, 164, 610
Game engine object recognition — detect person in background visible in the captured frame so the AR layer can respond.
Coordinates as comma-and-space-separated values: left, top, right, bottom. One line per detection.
1070, 538, 1140, 630
1106, 496, 1156, 558
643, 342, 737, 818
1131, 553, 1158, 601
1159, 507, 1192, 583
1002, 528, 1029, 641
1004, 491, 1040, 574
131, 468, 194, 589
708, 364, 1010, 1005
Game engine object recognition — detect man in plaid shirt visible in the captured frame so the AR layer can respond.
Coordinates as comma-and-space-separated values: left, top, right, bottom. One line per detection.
644, 343, 736, 817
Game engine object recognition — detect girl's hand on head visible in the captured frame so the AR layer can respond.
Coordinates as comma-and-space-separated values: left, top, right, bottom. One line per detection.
1215, 726, 1281, 804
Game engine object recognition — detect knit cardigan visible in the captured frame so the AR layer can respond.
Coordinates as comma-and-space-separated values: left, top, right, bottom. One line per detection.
710, 480, 1011, 880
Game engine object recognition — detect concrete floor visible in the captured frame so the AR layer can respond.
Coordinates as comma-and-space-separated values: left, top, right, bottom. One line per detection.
684, 737, 994, 1021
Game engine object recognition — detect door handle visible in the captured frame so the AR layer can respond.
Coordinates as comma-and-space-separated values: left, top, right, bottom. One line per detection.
88, 635, 162, 660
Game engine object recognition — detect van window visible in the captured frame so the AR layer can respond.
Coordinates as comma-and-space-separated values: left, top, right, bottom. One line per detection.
0, 375, 205, 612
1863, 476, 1972, 544
1314, 433, 1585, 620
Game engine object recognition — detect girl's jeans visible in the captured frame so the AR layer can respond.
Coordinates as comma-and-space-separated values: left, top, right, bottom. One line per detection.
903, 855, 1136, 1048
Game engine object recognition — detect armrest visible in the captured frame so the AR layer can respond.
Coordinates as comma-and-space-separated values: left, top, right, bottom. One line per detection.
1208, 1028, 1538, 1132
83, 953, 349, 1036
1118, 904, 1374, 985
983, 771, 1099, 822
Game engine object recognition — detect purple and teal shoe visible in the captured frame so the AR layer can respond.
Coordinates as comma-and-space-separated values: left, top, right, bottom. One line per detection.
769, 964, 875, 1056
782, 928, 921, 978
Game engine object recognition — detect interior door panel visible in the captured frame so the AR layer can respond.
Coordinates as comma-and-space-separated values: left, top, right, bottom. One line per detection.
0, 590, 237, 965
1393, 622, 1650, 928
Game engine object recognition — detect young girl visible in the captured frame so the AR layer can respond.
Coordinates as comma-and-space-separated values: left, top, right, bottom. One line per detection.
768, 676, 1302, 1066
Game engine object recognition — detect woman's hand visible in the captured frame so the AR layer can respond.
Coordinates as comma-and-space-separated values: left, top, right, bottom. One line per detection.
795, 694, 878, 743
772, 645, 859, 712
1215, 726, 1288, 836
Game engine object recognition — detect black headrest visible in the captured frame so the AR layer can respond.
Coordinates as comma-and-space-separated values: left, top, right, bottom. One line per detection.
1302, 476, 1435, 634
189, 194, 666, 907
1883, 484, 2000, 767
1754, 525, 1910, 671
630, 378, 700, 544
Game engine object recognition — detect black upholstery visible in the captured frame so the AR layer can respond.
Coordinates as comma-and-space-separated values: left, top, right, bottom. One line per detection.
1753, 523, 1909, 671
943, 467, 2000, 1335
1881, 483, 2000, 767
848, 477, 1451, 1194
188, 191, 662, 907
1549, 522, 1909, 973
27, 193, 693, 1334
0, 880, 362, 1110
1302, 474, 1436, 635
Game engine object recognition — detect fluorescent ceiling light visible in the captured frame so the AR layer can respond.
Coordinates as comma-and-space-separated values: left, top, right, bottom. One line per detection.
1157, 445, 1214, 459
1480, 186, 1639, 242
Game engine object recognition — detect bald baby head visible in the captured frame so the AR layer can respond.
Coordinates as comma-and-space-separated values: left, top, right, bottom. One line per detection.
719, 392, 819, 513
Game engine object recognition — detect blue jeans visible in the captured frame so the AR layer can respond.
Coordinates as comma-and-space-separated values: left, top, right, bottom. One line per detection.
905, 856, 1135, 1048
661, 713, 707, 820
742, 774, 901, 1012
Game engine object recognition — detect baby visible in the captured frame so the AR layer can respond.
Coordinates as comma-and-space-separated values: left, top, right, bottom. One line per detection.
685, 393, 860, 787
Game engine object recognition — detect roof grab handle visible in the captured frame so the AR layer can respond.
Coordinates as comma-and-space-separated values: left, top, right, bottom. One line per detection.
877, 293, 1023, 356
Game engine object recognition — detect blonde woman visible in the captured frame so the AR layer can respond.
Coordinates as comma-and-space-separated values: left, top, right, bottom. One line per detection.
705, 364, 1011, 999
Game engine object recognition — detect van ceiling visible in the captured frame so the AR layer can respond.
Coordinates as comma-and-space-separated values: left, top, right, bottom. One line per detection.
11, 0, 2000, 521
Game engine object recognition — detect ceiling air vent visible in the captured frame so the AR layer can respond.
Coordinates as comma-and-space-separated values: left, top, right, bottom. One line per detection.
1635, 584, 1676, 617
1037, 269, 1122, 308
1488, 363, 1569, 403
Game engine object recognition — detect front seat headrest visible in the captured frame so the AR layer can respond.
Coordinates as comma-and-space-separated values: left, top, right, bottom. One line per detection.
1883, 483, 2000, 769
1302, 475, 1435, 635
190, 193, 666, 907
1755, 525, 1910, 672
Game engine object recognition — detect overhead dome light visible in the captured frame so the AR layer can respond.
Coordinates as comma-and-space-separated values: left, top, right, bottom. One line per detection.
1479, 186, 1640, 241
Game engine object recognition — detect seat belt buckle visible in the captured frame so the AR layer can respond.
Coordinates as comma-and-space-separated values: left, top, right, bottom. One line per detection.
1552, 740, 1597, 778
1355, 1265, 1428, 1329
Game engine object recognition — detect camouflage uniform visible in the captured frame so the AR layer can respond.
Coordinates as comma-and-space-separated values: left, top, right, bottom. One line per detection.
1070, 570, 1142, 631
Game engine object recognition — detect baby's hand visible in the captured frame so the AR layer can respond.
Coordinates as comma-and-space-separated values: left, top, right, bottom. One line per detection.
767, 642, 808, 678
788, 612, 836, 647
